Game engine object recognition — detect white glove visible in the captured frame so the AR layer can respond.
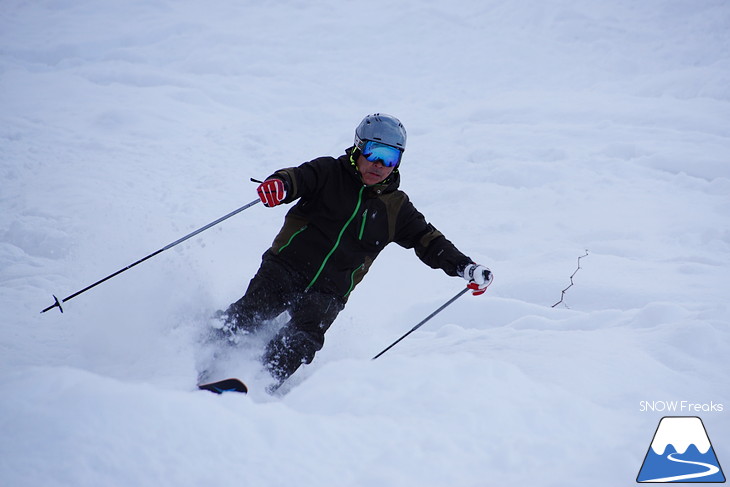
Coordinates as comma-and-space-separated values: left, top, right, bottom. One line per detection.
461, 263, 493, 295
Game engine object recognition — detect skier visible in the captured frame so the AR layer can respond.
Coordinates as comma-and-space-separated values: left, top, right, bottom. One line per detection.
215, 113, 492, 388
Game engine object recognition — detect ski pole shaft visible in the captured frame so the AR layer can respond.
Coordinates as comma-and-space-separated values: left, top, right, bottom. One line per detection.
372, 286, 471, 360
41, 198, 261, 314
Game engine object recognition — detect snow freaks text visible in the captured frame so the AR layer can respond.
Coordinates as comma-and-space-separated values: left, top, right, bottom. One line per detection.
639, 401, 724, 413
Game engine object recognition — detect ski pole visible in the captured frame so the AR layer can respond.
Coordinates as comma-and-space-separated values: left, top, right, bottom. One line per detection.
372, 286, 471, 360
41, 198, 261, 314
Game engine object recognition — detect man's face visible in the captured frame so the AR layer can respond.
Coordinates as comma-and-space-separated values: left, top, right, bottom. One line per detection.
356, 154, 395, 186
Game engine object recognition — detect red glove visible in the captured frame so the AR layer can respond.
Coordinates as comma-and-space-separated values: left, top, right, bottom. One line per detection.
461, 263, 493, 296
257, 178, 286, 207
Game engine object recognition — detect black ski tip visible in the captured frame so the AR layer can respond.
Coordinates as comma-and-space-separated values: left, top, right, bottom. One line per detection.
198, 378, 248, 395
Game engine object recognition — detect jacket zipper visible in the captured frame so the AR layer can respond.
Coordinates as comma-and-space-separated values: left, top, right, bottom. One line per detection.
306, 186, 365, 291
358, 209, 368, 240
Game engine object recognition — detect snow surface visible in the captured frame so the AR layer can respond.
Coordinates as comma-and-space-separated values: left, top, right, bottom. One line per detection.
1, 0, 729, 486
650, 417, 711, 455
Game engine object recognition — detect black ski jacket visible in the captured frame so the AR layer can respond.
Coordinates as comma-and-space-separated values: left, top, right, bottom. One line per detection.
263, 148, 473, 300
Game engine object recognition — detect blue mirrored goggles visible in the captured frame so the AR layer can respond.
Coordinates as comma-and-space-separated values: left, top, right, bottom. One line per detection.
361, 140, 403, 167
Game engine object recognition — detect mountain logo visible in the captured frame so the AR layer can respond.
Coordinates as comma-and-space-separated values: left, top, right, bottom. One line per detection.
637, 416, 725, 483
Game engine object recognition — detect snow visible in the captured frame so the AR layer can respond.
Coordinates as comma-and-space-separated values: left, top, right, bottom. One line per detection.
1, 0, 729, 485
650, 417, 712, 455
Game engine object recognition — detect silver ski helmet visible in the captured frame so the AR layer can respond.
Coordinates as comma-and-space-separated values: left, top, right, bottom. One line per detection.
354, 113, 407, 152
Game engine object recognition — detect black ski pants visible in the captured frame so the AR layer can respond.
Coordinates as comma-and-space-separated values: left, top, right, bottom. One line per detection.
224, 255, 345, 383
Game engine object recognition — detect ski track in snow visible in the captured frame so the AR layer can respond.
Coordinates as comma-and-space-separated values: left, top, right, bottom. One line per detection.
664, 453, 720, 481
1, 1, 729, 486
644, 453, 721, 483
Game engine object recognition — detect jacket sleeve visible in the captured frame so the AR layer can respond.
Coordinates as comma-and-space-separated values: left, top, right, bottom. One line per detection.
268, 156, 336, 204
394, 196, 472, 277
